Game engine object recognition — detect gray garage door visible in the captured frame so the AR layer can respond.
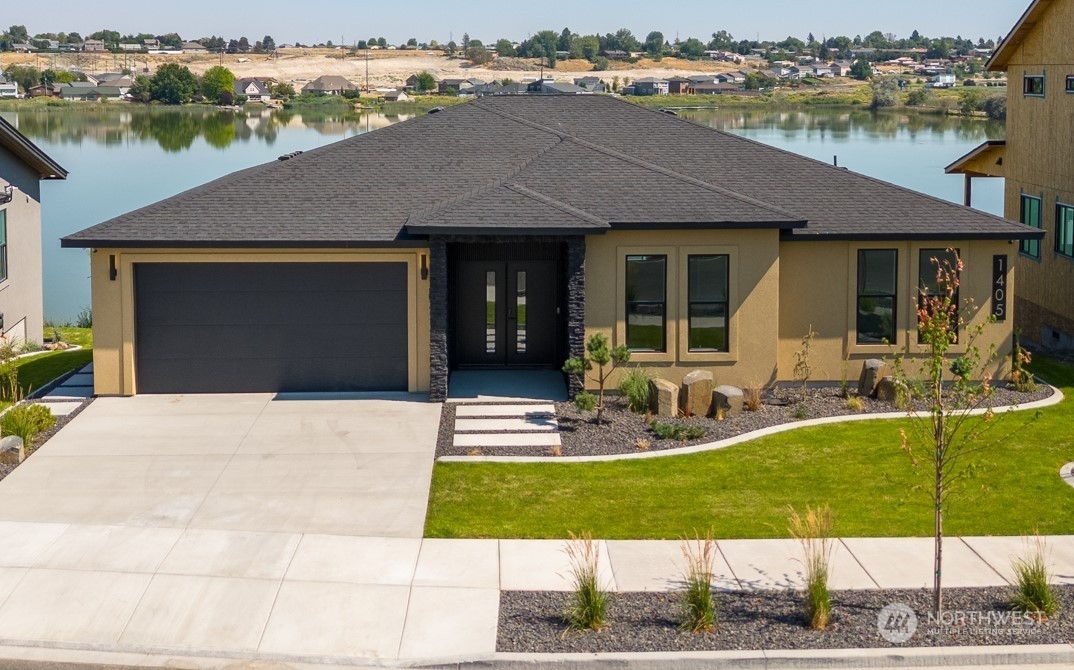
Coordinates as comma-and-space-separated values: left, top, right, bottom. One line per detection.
134, 262, 408, 393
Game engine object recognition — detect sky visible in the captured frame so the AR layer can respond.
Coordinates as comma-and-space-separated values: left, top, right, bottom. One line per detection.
7, 0, 1025, 47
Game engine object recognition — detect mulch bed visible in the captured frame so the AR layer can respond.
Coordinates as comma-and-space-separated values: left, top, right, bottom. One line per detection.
499, 586, 1074, 653
436, 384, 1053, 459
0, 398, 93, 483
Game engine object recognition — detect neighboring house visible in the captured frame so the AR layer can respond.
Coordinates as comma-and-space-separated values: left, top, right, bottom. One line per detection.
57, 83, 124, 100
181, 42, 208, 54
665, 76, 691, 95
715, 72, 746, 84
63, 96, 1038, 399
405, 73, 439, 92
82, 39, 106, 52
11, 43, 36, 53
438, 78, 479, 94
383, 89, 409, 102
119, 43, 142, 51
236, 78, 272, 102
811, 64, 833, 78
692, 82, 743, 95
0, 79, 18, 98
0, 116, 67, 347
602, 49, 629, 60
632, 77, 669, 96
302, 75, 358, 95
143, 39, 160, 51
574, 77, 607, 93
930, 73, 957, 88
948, 0, 1074, 349
526, 81, 586, 95
830, 61, 854, 77
27, 84, 59, 98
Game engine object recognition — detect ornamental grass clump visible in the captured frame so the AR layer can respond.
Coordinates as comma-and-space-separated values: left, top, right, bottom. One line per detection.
0, 403, 56, 451
1010, 534, 1059, 619
563, 531, 608, 631
679, 532, 718, 633
617, 366, 652, 413
788, 504, 834, 630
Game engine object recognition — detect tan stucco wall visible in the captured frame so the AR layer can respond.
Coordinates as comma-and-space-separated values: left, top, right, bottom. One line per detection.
0, 183, 44, 347
583, 228, 781, 389
89, 248, 431, 396
999, 0, 1074, 343
779, 239, 1016, 383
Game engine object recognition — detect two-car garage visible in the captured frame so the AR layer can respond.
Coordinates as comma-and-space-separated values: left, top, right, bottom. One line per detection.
132, 261, 411, 394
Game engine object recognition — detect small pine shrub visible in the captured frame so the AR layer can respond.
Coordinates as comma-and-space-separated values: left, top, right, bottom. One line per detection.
679, 532, 718, 633
0, 403, 57, 448
574, 391, 597, 412
1011, 535, 1059, 619
618, 366, 652, 413
563, 531, 608, 631
788, 504, 835, 631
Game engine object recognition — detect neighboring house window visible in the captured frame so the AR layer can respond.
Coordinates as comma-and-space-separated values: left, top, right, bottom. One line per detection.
1066, 75, 1074, 93
918, 248, 960, 343
857, 249, 897, 344
625, 255, 667, 351
1024, 74, 1045, 97
0, 210, 6, 283
1020, 195, 1042, 258
687, 255, 729, 352
1057, 203, 1074, 259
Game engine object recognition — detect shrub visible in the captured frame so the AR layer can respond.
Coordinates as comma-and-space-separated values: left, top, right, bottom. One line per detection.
618, 367, 652, 413
0, 403, 56, 448
679, 532, 718, 632
1011, 334, 1037, 393
649, 421, 706, 441
744, 386, 764, 412
788, 504, 835, 630
75, 307, 93, 328
1010, 535, 1059, 619
563, 333, 631, 425
563, 531, 608, 630
845, 396, 864, 412
906, 87, 932, 106
0, 336, 19, 403
573, 391, 597, 412
793, 325, 816, 400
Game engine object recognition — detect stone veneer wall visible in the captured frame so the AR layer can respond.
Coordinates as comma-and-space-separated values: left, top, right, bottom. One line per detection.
427, 235, 587, 402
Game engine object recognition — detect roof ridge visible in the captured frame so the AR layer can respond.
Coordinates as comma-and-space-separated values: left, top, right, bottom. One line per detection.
500, 182, 606, 225
474, 98, 804, 223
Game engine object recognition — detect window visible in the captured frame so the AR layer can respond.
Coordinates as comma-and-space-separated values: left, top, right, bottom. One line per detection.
687, 255, 729, 352
1057, 204, 1074, 259
857, 249, 897, 344
918, 248, 960, 343
1020, 195, 1042, 258
1066, 75, 1074, 93
1024, 74, 1045, 97
625, 255, 667, 351
0, 210, 6, 283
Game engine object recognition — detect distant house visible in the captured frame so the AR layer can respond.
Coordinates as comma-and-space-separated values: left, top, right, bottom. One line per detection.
303, 75, 358, 95
930, 73, 957, 88
632, 77, 669, 96
485, 82, 530, 96
0, 79, 18, 98
82, 39, 106, 52
236, 78, 272, 102
27, 84, 60, 98
405, 73, 439, 92
601, 49, 629, 60
811, 64, 833, 78
526, 81, 586, 95
438, 78, 479, 95
143, 39, 160, 51
692, 82, 743, 95
119, 43, 143, 52
181, 42, 208, 54
666, 76, 691, 95
715, 72, 746, 84
11, 43, 36, 53
830, 61, 854, 77
383, 89, 409, 102
573, 76, 607, 93
86, 72, 128, 86
688, 74, 718, 86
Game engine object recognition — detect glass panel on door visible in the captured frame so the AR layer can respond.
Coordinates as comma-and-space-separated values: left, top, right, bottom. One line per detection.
516, 270, 527, 353
485, 270, 496, 354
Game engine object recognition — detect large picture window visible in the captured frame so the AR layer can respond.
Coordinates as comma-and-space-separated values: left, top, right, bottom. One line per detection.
687, 254, 729, 352
857, 249, 897, 344
625, 255, 667, 351
918, 248, 960, 343
0, 210, 6, 283
1020, 195, 1042, 258
1056, 204, 1074, 259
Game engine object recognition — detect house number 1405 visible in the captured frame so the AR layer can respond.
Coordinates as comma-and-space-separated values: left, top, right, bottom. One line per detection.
992, 255, 1007, 321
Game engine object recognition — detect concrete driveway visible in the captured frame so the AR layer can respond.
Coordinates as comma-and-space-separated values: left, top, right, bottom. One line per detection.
0, 394, 502, 665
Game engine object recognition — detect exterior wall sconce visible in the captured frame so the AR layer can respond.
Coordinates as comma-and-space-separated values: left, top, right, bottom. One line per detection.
420, 253, 429, 280
109, 255, 118, 281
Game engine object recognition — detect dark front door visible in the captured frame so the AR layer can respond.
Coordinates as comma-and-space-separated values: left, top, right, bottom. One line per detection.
455, 257, 559, 368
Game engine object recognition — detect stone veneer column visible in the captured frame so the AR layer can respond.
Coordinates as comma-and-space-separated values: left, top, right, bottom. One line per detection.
566, 236, 586, 398
429, 239, 449, 402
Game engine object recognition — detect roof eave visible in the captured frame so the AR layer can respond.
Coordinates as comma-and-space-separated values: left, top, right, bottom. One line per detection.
0, 117, 68, 180
59, 238, 429, 250
785, 230, 1044, 242
987, 0, 1049, 71
609, 220, 808, 231
405, 225, 609, 237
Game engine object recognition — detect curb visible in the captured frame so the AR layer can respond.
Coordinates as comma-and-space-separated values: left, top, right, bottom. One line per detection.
441, 384, 1065, 464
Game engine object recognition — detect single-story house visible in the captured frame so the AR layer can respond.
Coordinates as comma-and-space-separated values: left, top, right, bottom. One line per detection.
181, 42, 208, 54
63, 96, 1041, 399
527, 81, 586, 95
11, 43, 36, 53
438, 78, 480, 95
302, 76, 358, 95
715, 72, 746, 84
692, 82, 742, 95
405, 73, 439, 92
0, 79, 18, 98
383, 89, 409, 102
236, 78, 272, 103
0, 116, 67, 347
82, 39, 106, 52
574, 77, 607, 93
632, 77, 669, 96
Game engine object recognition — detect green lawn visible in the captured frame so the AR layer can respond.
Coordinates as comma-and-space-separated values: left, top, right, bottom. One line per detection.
424, 356, 1074, 540
4, 328, 94, 404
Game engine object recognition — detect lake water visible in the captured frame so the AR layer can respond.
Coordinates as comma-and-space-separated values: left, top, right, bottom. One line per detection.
0, 104, 1004, 323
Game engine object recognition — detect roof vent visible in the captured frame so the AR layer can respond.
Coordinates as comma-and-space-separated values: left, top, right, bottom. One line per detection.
658, 108, 679, 116
277, 151, 304, 161
427, 106, 445, 114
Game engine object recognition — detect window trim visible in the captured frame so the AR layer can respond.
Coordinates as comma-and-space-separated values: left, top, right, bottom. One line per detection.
1066, 75, 1074, 94
1023, 73, 1046, 98
856, 248, 898, 345
917, 248, 961, 345
1019, 194, 1043, 259
1056, 202, 1074, 259
686, 254, 730, 353
624, 254, 668, 353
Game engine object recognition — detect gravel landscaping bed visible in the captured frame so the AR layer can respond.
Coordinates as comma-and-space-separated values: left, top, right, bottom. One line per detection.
0, 398, 93, 483
436, 383, 1052, 459
499, 586, 1074, 653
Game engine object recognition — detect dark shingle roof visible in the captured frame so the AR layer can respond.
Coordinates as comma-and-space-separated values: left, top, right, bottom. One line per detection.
63, 96, 1038, 248
0, 115, 67, 180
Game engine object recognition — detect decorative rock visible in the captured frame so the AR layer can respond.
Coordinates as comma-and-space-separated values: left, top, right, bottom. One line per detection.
680, 370, 714, 418
858, 359, 886, 398
713, 385, 745, 419
875, 376, 901, 404
0, 436, 25, 463
650, 378, 680, 418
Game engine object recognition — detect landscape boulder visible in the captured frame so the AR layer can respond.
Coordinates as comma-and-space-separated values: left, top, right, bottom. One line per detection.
680, 370, 714, 417
858, 359, 886, 398
875, 376, 901, 404
713, 385, 744, 419
650, 378, 680, 418
0, 436, 25, 463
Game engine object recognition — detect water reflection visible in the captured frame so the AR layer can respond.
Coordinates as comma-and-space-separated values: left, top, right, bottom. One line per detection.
4, 105, 415, 152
